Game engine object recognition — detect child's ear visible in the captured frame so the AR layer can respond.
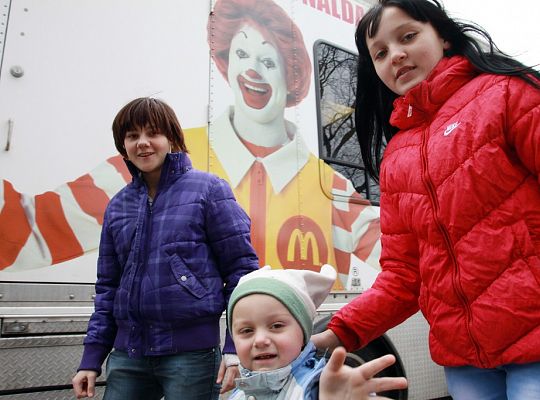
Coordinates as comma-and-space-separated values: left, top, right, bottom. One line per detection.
443, 40, 451, 50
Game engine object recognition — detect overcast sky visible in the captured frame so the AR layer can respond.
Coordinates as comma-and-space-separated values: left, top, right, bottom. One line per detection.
441, 0, 539, 68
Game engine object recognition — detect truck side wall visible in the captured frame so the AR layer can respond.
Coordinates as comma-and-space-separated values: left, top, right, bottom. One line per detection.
0, 0, 447, 398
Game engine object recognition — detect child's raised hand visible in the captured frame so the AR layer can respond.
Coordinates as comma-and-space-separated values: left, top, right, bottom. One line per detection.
319, 347, 407, 400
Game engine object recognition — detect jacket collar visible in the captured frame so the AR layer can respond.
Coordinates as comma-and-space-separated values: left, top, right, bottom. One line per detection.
212, 107, 311, 193
390, 56, 478, 130
124, 152, 193, 189
234, 342, 317, 396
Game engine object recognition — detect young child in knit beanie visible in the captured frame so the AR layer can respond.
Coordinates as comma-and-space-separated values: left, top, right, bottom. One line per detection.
226, 265, 407, 400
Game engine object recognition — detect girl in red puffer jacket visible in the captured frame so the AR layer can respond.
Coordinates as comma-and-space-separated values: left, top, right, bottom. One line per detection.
312, 1, 540, 399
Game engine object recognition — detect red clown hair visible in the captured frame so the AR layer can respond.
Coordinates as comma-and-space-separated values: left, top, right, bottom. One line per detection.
208, 0, 312, 107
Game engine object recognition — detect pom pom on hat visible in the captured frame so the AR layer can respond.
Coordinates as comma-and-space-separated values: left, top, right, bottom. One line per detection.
228, 264, 337, 345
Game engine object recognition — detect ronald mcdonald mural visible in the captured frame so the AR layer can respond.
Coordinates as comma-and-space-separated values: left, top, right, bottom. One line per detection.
0, 0, 379, 289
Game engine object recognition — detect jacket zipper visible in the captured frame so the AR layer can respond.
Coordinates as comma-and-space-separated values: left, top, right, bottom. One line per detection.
419, 126, 486, 367
139, 195, 154, 320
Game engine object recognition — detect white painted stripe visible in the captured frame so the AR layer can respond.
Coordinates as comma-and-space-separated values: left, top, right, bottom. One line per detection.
9, 220, 53, 271
330, 172, 356, 210
57, 185, 102, 252
332, 196, 350, 212
332, 206, 381, 270
350, 254, 380, 289
332, 225, 353, 252
364, 240, 382, 269
0, 180, 4, 211
350, 205, 380, 244
90, 161, 128, 199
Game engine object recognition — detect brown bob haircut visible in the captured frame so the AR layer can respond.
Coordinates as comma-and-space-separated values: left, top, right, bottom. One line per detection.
112, 97, 188, 158
208, 0, 312, 107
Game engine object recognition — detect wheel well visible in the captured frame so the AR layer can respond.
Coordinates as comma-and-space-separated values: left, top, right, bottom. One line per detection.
313, 314, 408, 400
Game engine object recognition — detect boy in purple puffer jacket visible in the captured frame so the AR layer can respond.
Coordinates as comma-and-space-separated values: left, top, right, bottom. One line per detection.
72, 97, 259, 400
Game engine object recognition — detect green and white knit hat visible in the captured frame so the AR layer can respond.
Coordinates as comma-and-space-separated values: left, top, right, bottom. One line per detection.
227, 264, 337, 345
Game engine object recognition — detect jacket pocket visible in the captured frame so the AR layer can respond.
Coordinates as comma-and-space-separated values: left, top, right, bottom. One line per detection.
168, 253, 208, 299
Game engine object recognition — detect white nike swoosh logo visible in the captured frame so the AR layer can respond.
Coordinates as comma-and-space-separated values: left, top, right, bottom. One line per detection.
444, 122, 460, 136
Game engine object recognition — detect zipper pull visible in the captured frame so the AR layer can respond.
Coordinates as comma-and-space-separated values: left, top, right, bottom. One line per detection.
407, 105, 413, 118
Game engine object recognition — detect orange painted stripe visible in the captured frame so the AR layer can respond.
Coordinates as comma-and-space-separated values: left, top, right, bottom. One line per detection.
333, 173, 348, 191
353, 219, 381, 260
241, 141, 281, 269
332, 198, 368, 231
249, 163, 266, 267
67, 174, 110, 225
349, 190, 371, 205
332, 174, 371, 205
107, 155, 131, 183
334, 248, 351, 276
35, 192, 83, 264
0, 181, 32, 270
331, 174, 373, 231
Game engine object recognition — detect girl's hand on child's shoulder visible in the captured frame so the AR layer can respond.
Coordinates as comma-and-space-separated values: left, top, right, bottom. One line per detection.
319, 347, 407, 400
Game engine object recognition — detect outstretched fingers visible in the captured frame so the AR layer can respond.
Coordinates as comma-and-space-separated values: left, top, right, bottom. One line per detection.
358, 355, 408, 399
326, 346, 349, 373
320, 348, 407, 400
370, 376, 408, 398
357, 354, 397, 379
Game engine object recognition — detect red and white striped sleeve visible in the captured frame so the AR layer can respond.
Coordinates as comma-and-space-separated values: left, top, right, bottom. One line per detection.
0, 156, 129, 271
331, 172, 381, 287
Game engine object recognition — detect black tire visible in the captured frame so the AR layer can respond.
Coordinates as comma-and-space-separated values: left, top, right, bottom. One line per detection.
313, 315, 408, 400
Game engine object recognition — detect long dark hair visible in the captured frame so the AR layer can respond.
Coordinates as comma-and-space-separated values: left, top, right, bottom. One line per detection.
355, 0, 540, 181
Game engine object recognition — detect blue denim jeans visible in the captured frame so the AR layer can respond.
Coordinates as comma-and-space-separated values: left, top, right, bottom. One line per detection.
103, 347, 221, 400
445, 362, 540, 400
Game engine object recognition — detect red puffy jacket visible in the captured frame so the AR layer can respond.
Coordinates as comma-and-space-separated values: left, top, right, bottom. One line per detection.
329, 56, 540, 368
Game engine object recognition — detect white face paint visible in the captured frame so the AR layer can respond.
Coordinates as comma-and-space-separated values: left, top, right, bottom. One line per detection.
227, 25, 288, 124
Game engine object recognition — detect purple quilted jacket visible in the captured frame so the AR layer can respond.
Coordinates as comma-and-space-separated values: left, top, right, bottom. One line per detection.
79, 152, 259, 374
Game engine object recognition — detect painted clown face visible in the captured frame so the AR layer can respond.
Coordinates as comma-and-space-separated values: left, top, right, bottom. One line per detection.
227, 25, 288, 124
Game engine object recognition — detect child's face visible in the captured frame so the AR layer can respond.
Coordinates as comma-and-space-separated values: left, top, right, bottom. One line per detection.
124, 125, 170, 179
366, 6, 449, 96
232, 294, 304, 371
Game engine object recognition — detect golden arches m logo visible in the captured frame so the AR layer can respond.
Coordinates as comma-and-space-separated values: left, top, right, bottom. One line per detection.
288, 229, 320, 264
277, 216, 328, 270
